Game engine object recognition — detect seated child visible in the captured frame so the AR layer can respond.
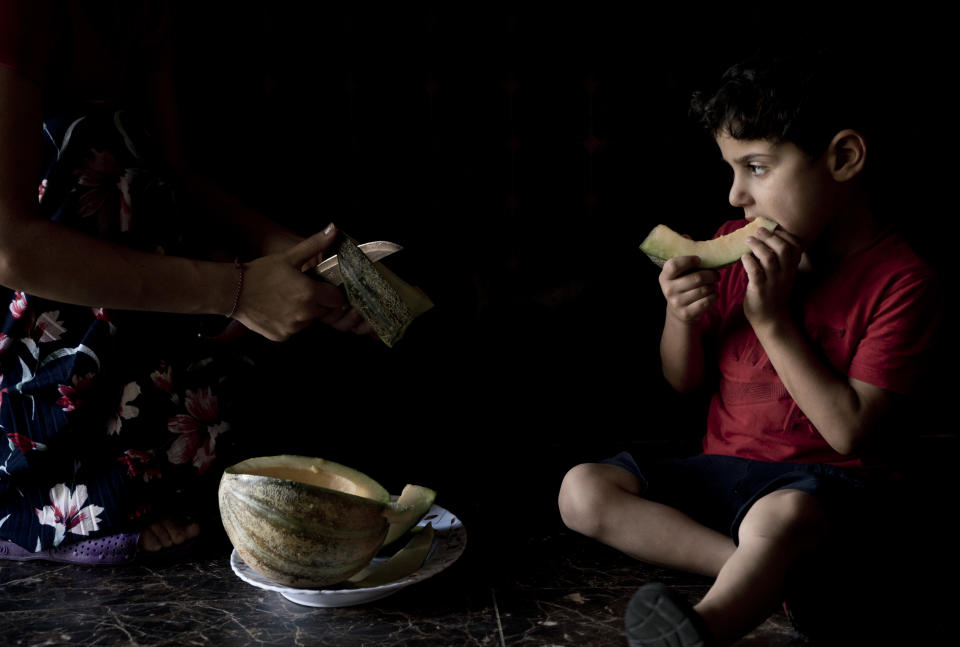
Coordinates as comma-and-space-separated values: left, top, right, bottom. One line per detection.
557, 48, 940, 646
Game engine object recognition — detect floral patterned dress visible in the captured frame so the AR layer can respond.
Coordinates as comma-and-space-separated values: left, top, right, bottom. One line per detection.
0, 106, 252, 552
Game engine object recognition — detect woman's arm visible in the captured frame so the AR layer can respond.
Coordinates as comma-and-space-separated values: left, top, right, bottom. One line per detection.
0, 66, 237, 315
0, 65, 348, 342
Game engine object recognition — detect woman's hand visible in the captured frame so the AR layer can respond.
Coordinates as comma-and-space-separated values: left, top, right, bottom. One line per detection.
741, 227, 803, 331
231, 224, 370, 341
659, 255, 720, 326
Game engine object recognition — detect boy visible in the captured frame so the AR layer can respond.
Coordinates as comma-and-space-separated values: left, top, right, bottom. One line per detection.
557, 49, 940, 646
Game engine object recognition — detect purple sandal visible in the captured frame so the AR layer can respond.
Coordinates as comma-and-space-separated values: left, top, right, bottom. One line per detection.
0, 533, 139, 565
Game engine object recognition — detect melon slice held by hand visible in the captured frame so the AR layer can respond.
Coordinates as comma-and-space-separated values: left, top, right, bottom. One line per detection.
639, 217, 778, 269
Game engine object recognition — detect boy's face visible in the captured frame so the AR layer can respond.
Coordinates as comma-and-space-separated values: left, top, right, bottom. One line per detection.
716, 133, 838, 248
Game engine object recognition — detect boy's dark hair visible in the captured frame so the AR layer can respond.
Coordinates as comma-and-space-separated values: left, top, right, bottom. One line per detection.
690, 48, 874, 160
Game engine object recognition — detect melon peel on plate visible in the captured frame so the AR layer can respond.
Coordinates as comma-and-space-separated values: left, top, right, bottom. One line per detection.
639, 217, 778, 269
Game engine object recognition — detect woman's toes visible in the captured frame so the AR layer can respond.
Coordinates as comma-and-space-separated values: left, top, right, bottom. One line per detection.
139, 526, 164, 552
138, 519, 199, 552
161, 519, 186, 545
183, 522, 200, 541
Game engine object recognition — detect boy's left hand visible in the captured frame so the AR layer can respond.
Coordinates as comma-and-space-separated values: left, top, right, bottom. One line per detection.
741, 227, 803, 330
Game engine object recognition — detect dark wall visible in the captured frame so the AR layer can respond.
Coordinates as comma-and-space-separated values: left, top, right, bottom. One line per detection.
166, 8, 957, 512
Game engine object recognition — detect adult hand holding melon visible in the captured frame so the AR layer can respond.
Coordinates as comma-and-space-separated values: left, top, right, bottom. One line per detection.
233, 227, 350, 342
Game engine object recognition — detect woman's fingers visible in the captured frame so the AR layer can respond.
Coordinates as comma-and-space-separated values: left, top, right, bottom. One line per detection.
237, 236, 384, 341
284, 224, 338, 270
311, 281, 347, 310
329, 307, 366, 332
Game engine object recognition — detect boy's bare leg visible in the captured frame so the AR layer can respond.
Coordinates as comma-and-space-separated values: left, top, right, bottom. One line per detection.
694, 489, 826, 645
558, 463, 736, 577
560, 465, 828, 645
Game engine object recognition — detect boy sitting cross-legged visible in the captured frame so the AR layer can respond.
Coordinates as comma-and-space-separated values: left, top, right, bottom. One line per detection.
558, 48, 941, 646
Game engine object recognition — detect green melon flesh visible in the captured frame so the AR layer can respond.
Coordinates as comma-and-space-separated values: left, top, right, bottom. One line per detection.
348, 524, 436, 587
639, 217, 778, 269
383, 484, 437, 547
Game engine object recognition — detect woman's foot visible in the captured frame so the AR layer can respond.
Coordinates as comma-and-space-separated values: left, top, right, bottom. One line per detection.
138, 519, 200, 552
1, 532, 139, 564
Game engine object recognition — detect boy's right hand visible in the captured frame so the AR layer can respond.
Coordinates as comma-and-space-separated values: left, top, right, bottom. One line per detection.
659, 255, 720, 325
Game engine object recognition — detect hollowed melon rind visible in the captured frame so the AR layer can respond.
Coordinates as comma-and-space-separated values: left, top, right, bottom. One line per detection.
219, 455, 398, 588
640, 218, 778, 269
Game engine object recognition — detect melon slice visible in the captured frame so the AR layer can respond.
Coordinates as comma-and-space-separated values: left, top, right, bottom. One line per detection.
348, 524, 435, 587
338, 235, 434, 347
383, 484, 437, 547
639, 217, 778, 269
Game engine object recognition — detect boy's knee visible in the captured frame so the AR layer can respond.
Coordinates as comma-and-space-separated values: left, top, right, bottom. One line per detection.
558, 462, 642, 537
738, 489, 826, 550
557, 463, 608, 536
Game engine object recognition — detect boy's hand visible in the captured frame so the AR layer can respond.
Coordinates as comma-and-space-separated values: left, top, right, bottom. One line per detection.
741, 227, 803, 330
659, 256, 720, 325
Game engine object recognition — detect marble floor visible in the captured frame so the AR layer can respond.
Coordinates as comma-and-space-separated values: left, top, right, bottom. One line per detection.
23, 500, 956, 647
2, 531, 810, 647
2, 471, 955, 647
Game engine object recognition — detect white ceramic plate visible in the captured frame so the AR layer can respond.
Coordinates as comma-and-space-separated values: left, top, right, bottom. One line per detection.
230, 504, 466, 607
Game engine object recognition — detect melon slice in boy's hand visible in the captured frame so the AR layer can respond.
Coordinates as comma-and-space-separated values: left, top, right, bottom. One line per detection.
639, 217, 778, 269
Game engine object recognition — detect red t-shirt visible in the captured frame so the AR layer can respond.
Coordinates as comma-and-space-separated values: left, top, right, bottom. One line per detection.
700, 219, 939, 469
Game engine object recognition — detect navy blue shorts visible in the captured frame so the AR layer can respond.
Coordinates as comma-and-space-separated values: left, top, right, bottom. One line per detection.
601, 452, 871, 542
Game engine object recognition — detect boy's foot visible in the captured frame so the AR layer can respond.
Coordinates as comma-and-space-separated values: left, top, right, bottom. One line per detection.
138, 519, 200, 552
625, 583, 712, 647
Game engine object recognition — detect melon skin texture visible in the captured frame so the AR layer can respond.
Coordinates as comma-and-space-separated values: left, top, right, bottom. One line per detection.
337, 235, 434, 347
218, 455, 430, 589
639, 217, 778, 269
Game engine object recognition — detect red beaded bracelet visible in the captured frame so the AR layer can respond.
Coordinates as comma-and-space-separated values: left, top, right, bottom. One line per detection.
226, 259, 244, 318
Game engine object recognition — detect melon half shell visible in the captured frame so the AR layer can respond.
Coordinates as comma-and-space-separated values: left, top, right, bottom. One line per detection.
218, 455, 431, 589
639, 217, 778, 269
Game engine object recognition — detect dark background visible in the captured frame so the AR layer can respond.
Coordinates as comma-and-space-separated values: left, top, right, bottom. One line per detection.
164, 7, 957, 541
